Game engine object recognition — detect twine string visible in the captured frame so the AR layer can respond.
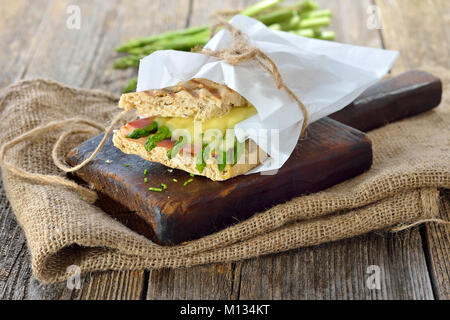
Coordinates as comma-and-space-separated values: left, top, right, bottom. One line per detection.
389, 218, 450, 232
0, 113, 127, 203
51, 111, 126, 173
202, 21, 309, 137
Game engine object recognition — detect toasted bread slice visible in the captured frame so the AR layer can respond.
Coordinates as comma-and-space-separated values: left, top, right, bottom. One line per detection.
112, 130, 264, 181
119, 79, 250, 121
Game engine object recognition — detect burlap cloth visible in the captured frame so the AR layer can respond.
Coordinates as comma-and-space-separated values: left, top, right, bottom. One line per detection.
0, 66, 448, 284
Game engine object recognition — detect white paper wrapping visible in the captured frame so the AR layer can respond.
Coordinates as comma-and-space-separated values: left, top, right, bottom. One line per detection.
136, 15, 398, 174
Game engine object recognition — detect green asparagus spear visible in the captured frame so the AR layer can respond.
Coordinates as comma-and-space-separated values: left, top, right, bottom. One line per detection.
113, 54, 145, 69
126, 121, 158, 139
239, 0, 284, 17
268, 23, 282, 31
297, 0, 319, 13
232, 139, 246, 166
144, 126, 171, 152
257, 8, 295, 26
279, 14, 301, 30
218, 151, 227, 172
317, 30, 336, 41
127, 32, 210, 55
297, 16, 330, 29
300, 8, 332, 19
290, 28, 335, 40
167, 136, 188, 159
289, 29, 315, 38
122, 77, 137, 93
196, 144, 211, 173
116, 25, 209, 52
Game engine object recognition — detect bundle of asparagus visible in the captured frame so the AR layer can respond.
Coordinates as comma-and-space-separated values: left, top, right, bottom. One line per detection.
115, 0, 335, 93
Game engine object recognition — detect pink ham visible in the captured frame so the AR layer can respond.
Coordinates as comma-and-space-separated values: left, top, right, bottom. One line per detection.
127, 117, 155, 128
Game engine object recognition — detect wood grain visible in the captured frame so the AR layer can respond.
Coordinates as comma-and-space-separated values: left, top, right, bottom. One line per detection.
0, 0, 50, 88
423, 190, 450, 300
0, 190, 32, 299
318, 0, 383, 47
0, 0, 50, 300
374, 0, 450, 74
147, 263, 240, 300
238, 232, 433, 300
375, 0, 450, 300
27, 271, 145, 300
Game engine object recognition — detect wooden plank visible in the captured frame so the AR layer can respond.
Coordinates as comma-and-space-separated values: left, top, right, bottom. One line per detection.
0, 0, 50, 88
27, 271, 145, 300
238, 231, 433, 300
0, 0, 50, 300
147, 263, 239, 300
375, 0, 450, 300
0, 0, 191, 299
0, 190, 32, 300
317, 0, 383, 47
22, 0, 121, 87
235, 214, 435, 299
374, 0, 450, 74
423, 190, 450, 300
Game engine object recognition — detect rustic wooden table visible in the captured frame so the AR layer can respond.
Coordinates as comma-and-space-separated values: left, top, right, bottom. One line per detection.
0, 0, 448, 300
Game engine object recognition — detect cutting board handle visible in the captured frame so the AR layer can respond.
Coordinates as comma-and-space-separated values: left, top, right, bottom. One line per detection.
330, 70, 442, 132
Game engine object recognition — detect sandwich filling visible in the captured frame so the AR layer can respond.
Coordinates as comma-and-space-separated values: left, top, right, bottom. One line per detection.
119, 106, 258, 173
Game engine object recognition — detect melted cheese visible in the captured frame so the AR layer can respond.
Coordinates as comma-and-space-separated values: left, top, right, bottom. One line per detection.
155, 106, 257, 144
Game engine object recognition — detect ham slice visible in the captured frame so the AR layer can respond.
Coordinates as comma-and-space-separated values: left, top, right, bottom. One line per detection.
128, 117, 155, 128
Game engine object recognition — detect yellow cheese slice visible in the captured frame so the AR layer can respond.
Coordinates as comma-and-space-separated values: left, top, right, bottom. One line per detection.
155, 106, 257, 145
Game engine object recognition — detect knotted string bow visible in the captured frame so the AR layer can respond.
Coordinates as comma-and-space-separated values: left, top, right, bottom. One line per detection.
201, 20, 309, 137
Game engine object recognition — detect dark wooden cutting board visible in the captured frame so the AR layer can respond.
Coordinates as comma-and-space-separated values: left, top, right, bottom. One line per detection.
66, 70, 441, 245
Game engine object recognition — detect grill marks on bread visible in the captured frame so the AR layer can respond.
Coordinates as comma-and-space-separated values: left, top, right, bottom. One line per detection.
119, 78, 250, 121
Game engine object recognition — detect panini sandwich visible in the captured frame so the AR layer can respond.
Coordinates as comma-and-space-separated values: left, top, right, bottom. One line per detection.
113, 78, 266, 181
